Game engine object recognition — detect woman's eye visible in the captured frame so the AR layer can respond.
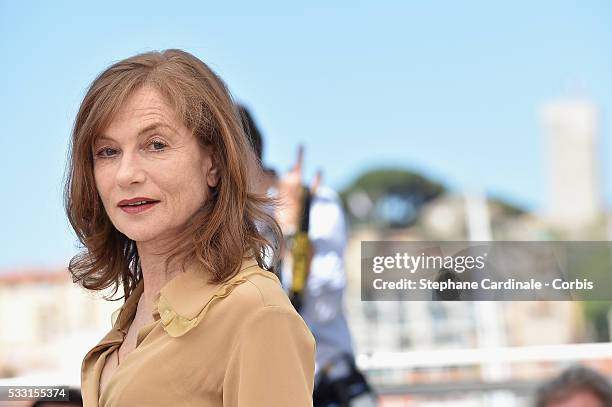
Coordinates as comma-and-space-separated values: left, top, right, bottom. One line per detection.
149, 140, 168, 151
95, 147, 118, 158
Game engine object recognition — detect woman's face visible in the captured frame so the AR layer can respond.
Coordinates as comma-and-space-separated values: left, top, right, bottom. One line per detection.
92, 86, 218, 245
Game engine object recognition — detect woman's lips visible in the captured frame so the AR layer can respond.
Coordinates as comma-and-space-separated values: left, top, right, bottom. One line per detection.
119, 201, 160, 214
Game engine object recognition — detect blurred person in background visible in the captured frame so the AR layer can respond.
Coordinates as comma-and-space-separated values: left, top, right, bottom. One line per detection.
534, 365, 612, 407
63, 49, 315, 406
239, 105, 377, 407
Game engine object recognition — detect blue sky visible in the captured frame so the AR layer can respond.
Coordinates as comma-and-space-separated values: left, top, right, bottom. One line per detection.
1, 1, 611, 269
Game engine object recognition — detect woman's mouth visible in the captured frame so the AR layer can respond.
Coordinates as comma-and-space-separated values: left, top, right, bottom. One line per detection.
119, 200, 160, 214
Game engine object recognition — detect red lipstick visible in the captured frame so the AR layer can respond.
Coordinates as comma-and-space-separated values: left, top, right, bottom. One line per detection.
117, 197, 160, 214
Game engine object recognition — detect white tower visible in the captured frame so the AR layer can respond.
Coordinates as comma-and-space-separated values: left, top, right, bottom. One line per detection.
541, 99, 602, 229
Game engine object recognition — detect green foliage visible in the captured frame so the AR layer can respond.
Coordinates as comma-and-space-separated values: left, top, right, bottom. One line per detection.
342, 168, 445, 201
339, 167, 446, 227
583, 301, 612, 342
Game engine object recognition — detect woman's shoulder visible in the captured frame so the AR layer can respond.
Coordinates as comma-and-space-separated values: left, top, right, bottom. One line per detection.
219, 262, 297, 315
213, 262, 314, 342
155, 259, 307, 338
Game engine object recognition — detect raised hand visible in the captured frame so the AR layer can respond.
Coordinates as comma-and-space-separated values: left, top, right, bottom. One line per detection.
276, 146, 304, 234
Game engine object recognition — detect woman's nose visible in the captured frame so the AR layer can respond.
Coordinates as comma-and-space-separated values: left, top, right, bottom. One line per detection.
116, 152, 146, 187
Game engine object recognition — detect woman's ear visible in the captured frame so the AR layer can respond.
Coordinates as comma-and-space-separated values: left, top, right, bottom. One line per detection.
205, 152, 220, 188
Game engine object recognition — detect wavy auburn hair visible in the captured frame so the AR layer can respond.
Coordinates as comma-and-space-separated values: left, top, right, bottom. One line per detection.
63, 49, 281, 300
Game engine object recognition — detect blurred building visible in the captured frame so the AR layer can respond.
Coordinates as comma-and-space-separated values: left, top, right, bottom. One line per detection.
345, 191, 585, 351
0, 269, 118, 384
541, 98, 602, 231
346, 226, 478, 355
343, 191, 588, 405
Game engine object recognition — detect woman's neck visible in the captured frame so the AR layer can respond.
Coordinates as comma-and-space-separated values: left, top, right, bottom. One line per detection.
135, 242, 187, 317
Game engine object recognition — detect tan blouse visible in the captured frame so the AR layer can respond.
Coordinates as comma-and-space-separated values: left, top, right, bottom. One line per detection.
80, 259, 316, 406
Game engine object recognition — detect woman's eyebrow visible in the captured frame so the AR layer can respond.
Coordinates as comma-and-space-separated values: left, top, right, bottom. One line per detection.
137, 122, 179, 137
96, 123, 178, 143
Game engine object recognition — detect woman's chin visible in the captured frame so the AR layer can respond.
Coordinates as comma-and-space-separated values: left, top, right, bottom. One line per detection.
118, 229, 163, 244
124, 229, 182, 248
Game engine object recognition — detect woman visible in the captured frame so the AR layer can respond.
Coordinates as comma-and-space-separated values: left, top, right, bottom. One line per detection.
63, 49, 316, 406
